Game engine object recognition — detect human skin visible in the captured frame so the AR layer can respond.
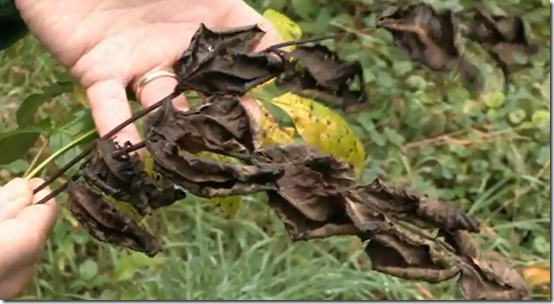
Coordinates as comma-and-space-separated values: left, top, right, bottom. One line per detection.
0, 0, 280, 298
13, 0, 280, 145
0, 178, 57, 299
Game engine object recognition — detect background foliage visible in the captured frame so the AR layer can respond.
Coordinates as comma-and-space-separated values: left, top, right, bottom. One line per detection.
0, 0, 550, 300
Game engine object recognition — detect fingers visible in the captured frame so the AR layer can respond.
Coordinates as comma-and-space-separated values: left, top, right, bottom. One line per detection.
17, 178, 58, 241
135, 72, 189, 111
0, 178, 33, 221
0, 180, 57, 280
221, 1, 281, 51
86, 79, 142, 145
0, 264, 34, 300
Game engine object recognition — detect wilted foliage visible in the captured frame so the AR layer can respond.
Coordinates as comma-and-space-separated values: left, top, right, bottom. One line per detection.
27, 3, 541, 300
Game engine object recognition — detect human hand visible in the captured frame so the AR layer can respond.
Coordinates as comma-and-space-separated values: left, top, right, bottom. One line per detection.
0, 178, 58, 300
15, 0, 281, 144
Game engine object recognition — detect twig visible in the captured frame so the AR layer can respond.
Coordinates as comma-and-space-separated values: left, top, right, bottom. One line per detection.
33, 93, 177, 204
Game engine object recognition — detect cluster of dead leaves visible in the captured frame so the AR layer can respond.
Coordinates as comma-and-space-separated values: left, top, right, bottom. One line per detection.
63, 20, 531, 300
376, 2, 538, 93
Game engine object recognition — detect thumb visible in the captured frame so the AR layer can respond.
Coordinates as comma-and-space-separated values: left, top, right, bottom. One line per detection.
86, 79, 143, 145
0, 179, 33, 221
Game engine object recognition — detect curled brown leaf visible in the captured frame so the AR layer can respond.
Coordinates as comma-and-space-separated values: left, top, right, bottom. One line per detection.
66, 180, 161, 257
147, 139, 282, 198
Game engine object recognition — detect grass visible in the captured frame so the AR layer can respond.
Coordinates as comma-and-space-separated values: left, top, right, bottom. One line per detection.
0, 10, 551, 300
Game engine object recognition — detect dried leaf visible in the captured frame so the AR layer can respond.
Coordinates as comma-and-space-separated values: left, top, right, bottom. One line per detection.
377, 3, 483, 93
265, 191, 360, 241
438, 229, 480, 258
276, 45, 368, 110
144, 95, 257, 160
365, 228, 460, 284
252, 144, 356, 222
458, 257, 530, 300
147, 138, 282, 198
196, 151, 244, 217
173, 23, 266, 79
66, 180, 161, 257
267, 93, 366, 178
349, 179, 480, 232
176, 50, 284, 96
466, 5, 538, 92
81, 140, 186, 216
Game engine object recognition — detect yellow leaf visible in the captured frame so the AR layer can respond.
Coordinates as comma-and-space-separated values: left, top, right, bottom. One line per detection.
255, 100, 296, 146
523, 267, 550, 300
196, 151, 243, 217
72, 83, 89, 107
262, 9, 302, 50
251, 10, 302, 93
268, 93, 366, 178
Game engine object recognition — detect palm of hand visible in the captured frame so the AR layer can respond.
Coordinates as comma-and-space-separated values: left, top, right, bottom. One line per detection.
15, 0, 278, 143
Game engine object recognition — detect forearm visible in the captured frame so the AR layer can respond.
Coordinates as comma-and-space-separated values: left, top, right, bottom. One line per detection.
0, 0, 28, 51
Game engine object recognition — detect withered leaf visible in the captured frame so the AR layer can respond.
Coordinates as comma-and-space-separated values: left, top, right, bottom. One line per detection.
438, 229, 480, 258
81, 140, 186, 215
252, 144, 356, 222
144, 94, 256, 160
466, 5, 538, 92
66, 180, 161, 257
266, 191, 360, 241
365, 228, 460, 284
176, 51, 284, 96
275, 45, 368, 110
377, 3, 483, 93
173, 23, 266, 82
350, 179, 480, 232
458, 257, 530, 300
147, 138, 282, 198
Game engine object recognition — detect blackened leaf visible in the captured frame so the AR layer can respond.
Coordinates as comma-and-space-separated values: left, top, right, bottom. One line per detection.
176, 51, 284, 96
66, 180, 161, 257
144, 94, 257, 160
438, 229, 480, 258
147, 138, 282, 198
275, 44, 368, 110
377, 3, 460, 72
466, 5, 538, 93
252, 144, 356, 222
458, 257, 530, 300
365, 228, 460, 284
266, 191, 360, 241
173, 23, 266, 79
80, 139, 186, 216
353, 179, 480, 232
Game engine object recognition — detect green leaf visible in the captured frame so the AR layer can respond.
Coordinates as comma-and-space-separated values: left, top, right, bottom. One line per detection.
531, 110, 550, 127
0, 118, 50, 166
16, 81, 74, 126
483, 91, 506, 108
49, 109, 96, 170
509, 108, 527, 124
79, 259, 98, 280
